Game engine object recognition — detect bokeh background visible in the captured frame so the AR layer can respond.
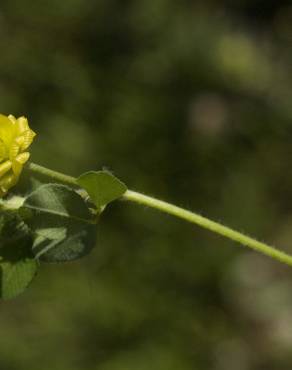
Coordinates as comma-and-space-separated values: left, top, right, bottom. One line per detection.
1, 1, 292, 369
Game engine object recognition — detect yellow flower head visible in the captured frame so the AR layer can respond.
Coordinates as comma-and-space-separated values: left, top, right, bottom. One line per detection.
0, 114, 36, 197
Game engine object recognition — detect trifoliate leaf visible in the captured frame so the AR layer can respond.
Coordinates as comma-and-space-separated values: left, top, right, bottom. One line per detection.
20, 184, 97, 263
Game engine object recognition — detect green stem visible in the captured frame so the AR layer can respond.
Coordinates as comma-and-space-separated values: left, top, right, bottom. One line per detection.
27, 162, 77, 187
123, 190, 292, 267
27, 162, 292, 267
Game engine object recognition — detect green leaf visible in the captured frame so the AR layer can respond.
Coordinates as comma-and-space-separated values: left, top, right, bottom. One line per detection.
77, 171, 127, 208
0, 211, 27, 246
20, 184, 97, 263
0, 212, 38, 300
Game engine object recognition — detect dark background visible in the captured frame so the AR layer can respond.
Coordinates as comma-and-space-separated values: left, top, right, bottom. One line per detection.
1, 1, 292, 369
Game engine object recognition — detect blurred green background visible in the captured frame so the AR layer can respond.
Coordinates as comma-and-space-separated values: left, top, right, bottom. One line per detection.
1, 0, 292, 369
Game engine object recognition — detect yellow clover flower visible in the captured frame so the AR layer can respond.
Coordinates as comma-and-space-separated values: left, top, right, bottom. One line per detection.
0, 114, 36, 197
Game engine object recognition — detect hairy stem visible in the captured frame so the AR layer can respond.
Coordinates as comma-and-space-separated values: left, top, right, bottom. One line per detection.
27, 162, 77, 187
123, 190, 292, 267
27, 162, 292, 267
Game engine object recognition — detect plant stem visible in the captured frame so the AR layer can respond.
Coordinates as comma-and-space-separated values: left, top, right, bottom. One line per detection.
123, 190, 292, 267
27, 162, 292, 267
27, 162, 77, 187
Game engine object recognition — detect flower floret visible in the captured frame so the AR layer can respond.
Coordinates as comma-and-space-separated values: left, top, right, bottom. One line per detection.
0, 114, 36, 196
